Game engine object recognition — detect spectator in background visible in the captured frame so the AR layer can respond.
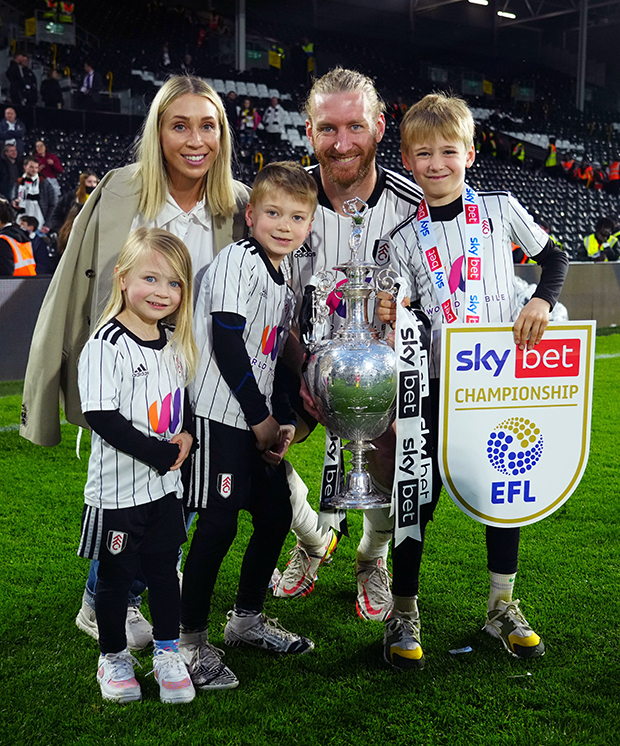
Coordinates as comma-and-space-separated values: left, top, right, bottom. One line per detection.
0, 200, 36, 276
575, 158, 594, 189
238, 98, 261, 151
18, 215, 58, 275
51, 170, 99, 233
56, 203, 83, 256
0, 107, 27, 160
14, 157, 57, 234
79, 60, 104, 110
0, 144, 20, 201
578, 216, 619, 262
34, 140, 64, 199
544, 136, 560, 176
223, 90, 240, 141
262, 96, 285, 144
41, 69, 64, 109
7, 52, 37, 107
606, 157, 620, 195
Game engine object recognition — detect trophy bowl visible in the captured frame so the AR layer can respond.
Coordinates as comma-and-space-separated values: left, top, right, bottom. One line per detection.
304, 258, 397, 509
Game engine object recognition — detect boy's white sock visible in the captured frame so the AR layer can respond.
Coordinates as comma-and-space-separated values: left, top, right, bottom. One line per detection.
488, 571, 516, 612
230, 608, 261, 631
357, 507, 392, 562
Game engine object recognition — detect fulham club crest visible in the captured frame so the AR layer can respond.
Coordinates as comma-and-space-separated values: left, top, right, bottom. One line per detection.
218, 473, 234, 498
107, 530, 128, 555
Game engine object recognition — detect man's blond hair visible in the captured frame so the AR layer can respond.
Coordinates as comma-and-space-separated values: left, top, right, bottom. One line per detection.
400, 93, 474, 152
305, 67, 385, 125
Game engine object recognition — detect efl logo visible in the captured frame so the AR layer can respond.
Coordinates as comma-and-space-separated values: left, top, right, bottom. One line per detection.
425, 247, 441, 272
465, 204, 479, 224
515, 339, 580, 378
417, 200, 429, 220
217, 473, 233, 498
467, 256, 481, 280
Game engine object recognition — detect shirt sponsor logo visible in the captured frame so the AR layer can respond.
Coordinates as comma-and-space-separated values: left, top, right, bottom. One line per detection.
149, 388, 182, 434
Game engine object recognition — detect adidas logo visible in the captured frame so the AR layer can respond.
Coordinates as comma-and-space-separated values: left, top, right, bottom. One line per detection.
132, 364, 148, 378
294, 245, 315, 258
260, 289, 269, 299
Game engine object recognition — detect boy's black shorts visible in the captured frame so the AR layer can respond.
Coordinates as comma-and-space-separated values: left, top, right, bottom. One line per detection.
77, 492, 187, 561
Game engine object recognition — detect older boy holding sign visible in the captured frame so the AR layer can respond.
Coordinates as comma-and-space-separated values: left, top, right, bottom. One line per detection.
378, 93, 569, 669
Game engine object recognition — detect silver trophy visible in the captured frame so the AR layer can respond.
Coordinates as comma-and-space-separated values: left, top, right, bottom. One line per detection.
304, 198, 397, 509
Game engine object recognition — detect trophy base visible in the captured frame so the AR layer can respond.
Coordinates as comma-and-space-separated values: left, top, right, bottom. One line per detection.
322, 447, 392, 510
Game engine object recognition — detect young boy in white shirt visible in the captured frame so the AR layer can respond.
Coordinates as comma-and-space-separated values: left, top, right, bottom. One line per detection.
378, 93, 569, 669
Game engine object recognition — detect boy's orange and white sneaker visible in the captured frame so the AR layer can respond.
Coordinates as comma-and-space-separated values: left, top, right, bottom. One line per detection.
97, 649, 142, 703
273, 530, 338, 599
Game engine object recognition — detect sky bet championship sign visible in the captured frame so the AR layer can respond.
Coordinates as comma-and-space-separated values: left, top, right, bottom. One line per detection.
439, 322, 596, 527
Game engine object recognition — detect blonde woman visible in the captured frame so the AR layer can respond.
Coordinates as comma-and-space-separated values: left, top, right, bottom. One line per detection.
22, 74, 249, 447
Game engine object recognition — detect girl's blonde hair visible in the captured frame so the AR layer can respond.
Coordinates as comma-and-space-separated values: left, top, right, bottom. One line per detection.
134, 75, 236, 221
96, 227, 199, 381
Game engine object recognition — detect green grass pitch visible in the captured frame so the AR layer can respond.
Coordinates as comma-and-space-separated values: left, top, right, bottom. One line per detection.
1, 333, 619, 746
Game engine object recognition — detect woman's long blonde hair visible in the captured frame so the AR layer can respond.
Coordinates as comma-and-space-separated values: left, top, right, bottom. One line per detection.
134, 75, 236, 221
96, 227, 199, 382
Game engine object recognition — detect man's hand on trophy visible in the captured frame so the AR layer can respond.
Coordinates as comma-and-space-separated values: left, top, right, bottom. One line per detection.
300, 376, 325, 425
262, 424, 296, 465
376, 290, 410, 326
251, 415, 281, 452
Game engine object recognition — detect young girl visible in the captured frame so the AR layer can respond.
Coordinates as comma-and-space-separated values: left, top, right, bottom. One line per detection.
77, 227, 199, 704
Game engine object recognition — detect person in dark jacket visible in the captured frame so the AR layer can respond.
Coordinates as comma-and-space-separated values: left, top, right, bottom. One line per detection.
0, 144, 19, 201
0, 107, 27, 159
41, 69, 64, 109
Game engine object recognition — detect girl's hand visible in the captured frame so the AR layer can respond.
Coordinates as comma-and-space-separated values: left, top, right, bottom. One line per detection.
513, 298, 550, 351
262, 424, 295, 465
169, 431, 193, 470
251, 415, 280, 451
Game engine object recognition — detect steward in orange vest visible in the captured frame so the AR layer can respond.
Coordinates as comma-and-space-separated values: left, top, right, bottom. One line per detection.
607, 159, 620, 194
0, 202, 36, 276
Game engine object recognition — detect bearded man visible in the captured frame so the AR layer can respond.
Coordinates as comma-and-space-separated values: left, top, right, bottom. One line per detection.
273, 68, 423, 621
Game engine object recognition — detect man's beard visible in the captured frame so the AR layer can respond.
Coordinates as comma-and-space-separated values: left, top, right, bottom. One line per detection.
316, 140, 377, 190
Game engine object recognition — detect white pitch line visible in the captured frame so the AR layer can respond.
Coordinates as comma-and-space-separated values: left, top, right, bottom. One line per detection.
595, 352, 620, 359
0, 419, 68, 433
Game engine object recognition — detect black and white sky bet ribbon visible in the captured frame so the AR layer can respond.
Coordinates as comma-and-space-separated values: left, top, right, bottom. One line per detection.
391, 280, 433, 546
318, 428, 348, 535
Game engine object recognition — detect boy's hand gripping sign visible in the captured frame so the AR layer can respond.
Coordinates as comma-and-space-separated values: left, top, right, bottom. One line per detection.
438, 322, 596, 527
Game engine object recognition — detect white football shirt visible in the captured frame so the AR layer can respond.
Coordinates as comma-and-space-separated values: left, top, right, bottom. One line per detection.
190, 238, 295, 429
79, 320, 187, 509
388, 191, 549, 377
